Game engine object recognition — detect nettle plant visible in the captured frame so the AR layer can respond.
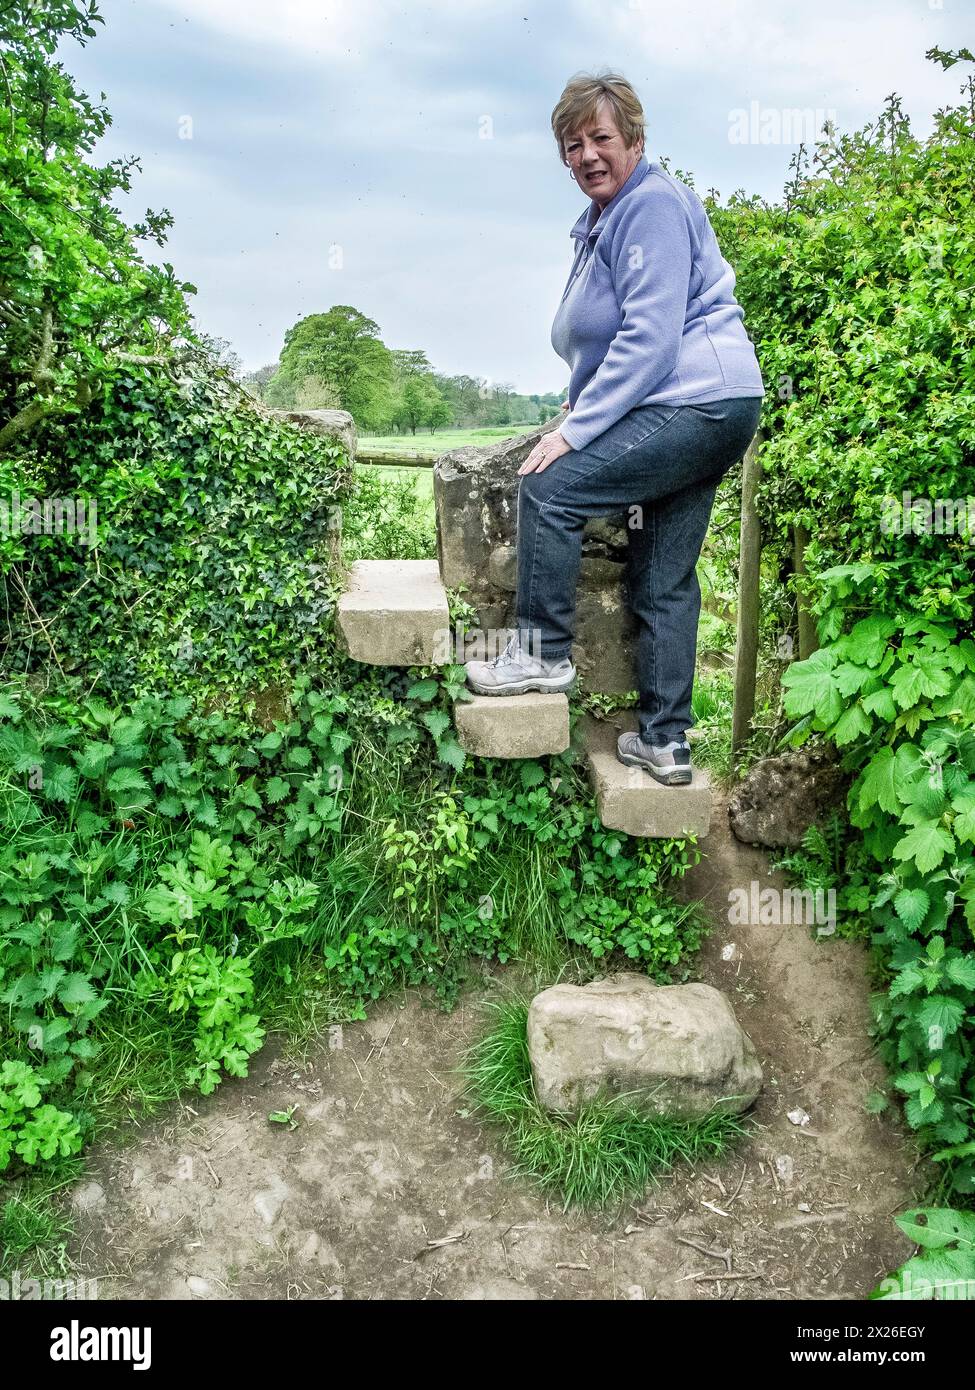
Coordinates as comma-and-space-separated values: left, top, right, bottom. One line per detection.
783, 610, 975, 1195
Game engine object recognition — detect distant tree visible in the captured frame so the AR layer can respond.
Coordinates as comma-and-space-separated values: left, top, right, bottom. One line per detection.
427, 396, 451, 433
196, 333, 243, 380
293, 374, 342, 410
401, 375, 440, 434
491, 381, 515, 427
392, 349, 433, 377
241, 362, 278, 400
267, 306, 393, 427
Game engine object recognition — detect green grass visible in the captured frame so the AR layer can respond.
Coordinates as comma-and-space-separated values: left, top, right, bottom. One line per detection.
689, 667, 735, 783
1, 1172, 82, 1280
344, 462, 437, 558
358, 462, 435, 534
461, 998, 753, 1210
358, 424, 539, 455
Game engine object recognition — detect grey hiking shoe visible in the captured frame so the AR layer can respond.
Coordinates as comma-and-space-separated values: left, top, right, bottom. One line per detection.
465, 633, 576, 696
616, 732, 693, 786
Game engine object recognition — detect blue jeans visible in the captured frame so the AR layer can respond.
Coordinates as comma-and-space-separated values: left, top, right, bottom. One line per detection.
515, 396, 762, 744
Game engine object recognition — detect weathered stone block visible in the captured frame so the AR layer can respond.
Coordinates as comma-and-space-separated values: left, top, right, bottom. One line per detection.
581, 714, 711, 839
454, 693, 570, 758
433, 418, 637, 694
728, 746, 850, 848
527, 973, 763, 1119
267, 408, 357, 460
336, 559, 449, 666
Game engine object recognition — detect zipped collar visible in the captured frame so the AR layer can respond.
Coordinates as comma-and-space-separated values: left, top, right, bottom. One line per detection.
569, 153, 652, 246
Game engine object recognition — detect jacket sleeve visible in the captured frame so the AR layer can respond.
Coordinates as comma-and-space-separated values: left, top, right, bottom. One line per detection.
557, 187, 691, 452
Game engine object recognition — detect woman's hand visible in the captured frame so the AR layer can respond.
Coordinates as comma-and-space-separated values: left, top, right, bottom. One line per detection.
518, 428, 573, 476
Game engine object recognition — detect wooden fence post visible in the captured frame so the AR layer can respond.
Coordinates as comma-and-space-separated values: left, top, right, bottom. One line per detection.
731, 430, 763, 757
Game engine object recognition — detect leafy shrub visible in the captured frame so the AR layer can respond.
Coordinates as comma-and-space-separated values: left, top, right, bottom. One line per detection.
0, 671, 702, 1147
769, 812, 874, 938
0, 1061, 83, 1173
783, 616, 975, 1196
872, 1208, 975, 1300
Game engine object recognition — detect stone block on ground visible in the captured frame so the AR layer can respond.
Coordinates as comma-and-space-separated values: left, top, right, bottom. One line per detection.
527, 973, 763, 1119
581, 714, 711, 839
454, 693, 570, 758
728, 746, 850, 848
336, 559, 449, 666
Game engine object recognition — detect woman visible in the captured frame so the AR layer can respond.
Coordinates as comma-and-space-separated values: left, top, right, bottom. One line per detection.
464, 71, 764, 787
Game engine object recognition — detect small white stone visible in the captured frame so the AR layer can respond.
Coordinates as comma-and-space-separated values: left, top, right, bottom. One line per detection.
797, 1202, 811, 1212
71, 1181, 106, 1213
775, 1154, 794, 1182
253, 1175, 290, 1226
299, 1233, 321, 1262
787, 1107, 811, 1127
187, 1276, 210, 1297
721, 943, 738, 961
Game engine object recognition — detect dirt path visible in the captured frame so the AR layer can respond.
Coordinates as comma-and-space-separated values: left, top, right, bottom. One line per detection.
66, 793, 926, 1300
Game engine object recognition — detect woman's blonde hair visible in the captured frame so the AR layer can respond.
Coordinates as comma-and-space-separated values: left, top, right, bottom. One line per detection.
551, 70, 646, 165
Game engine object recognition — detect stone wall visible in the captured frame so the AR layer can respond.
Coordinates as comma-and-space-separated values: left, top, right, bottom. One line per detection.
268, 407, 358, 461
433, 416, 637, 693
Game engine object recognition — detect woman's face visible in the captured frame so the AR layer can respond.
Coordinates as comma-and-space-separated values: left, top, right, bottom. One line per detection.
563, 97, 643, 208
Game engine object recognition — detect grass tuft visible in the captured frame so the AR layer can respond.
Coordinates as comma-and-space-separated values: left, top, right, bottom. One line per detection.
461, 997, 753, 1210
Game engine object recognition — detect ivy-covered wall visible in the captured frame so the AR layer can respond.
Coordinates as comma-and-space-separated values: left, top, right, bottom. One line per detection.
3, 369, 355, 705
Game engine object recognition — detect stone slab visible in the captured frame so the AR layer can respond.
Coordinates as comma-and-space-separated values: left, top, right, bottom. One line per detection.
582, 714, 711, 839
336, 559, 449, 666
454, 692, 570, 758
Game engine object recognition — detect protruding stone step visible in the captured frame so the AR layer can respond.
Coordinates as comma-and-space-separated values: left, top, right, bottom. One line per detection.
454, 693, 570, 758
582, 715, 711, 839
336, 559, 449, 666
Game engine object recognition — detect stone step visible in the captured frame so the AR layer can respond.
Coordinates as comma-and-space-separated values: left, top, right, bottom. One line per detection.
336, 559, 449, 666
454, 692, 570, 758
581, 714, 711, 839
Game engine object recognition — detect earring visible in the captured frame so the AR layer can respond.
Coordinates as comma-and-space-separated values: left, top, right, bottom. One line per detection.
569, 168, 576, 181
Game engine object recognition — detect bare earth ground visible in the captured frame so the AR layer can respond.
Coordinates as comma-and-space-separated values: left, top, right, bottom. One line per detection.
66, 792, 927, 1301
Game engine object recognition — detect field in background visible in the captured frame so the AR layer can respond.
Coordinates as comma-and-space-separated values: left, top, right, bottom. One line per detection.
355, 425, 542, 533
359, 423, 539, 457
359, 461, 434, 518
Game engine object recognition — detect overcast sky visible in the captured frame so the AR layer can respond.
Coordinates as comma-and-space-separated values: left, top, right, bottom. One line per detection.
62, 0, 972, 393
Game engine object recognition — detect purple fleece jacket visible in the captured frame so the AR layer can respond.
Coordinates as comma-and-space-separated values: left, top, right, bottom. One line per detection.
551, 153, 765, 451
